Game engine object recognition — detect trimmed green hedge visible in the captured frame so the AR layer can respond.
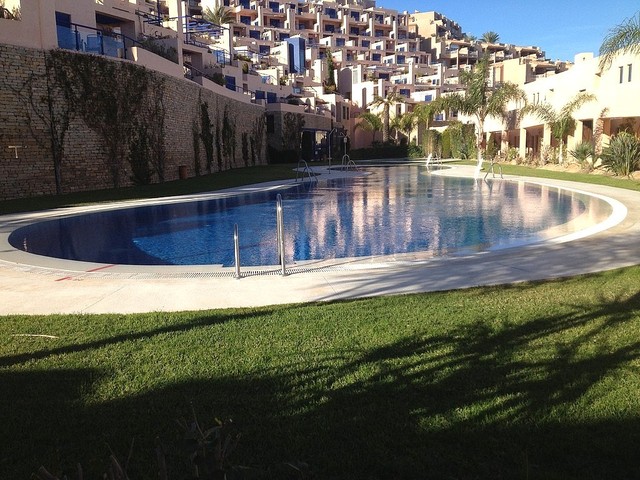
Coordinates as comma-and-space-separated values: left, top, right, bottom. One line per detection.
349, 144, 425, 160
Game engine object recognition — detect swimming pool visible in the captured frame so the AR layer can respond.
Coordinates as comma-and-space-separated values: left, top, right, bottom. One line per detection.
8, 165, 614, 267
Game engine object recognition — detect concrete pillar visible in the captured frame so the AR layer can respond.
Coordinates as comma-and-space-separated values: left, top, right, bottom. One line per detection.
595, 118, 611, 156
519, 127, 527, 160
568, 120, 584, 152
166, 0, 184, 66
542, 123, 552, 150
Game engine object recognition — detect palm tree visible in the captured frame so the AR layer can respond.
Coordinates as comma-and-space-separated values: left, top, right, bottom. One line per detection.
203, 5, 236, 25
599, 11, 640, 70
522, 91, 596, 164
356, 111, 383, 144
390, 113, 415, 144
412, 99, 444, 154
481, 31, 500, 44
440, 55, 525, 171
368, 87, 404, 144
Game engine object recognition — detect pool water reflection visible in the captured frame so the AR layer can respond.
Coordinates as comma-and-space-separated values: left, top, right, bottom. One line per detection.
9, 166, 613, 266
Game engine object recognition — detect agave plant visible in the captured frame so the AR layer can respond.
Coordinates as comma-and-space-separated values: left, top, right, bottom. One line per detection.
600, 132, 640, 177
569, 141, 596, 171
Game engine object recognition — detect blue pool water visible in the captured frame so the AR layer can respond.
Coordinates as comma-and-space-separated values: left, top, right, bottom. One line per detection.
9, 165, 612, 266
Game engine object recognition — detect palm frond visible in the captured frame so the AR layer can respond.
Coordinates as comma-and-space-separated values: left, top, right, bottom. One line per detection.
558, 92, 597, 118
521, 102, 556, 124
599, 12, 640, 70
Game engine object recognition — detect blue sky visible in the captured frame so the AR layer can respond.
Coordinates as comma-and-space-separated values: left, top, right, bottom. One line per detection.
381, 0, 639, 62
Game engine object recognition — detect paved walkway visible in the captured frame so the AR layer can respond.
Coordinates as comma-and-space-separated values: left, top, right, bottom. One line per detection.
1, 165, 640, 315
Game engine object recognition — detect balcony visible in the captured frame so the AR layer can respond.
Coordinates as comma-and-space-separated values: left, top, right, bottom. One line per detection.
57, 23, 129, 59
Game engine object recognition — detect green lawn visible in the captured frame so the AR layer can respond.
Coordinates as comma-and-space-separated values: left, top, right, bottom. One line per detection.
0, 164, 298, 215
2, 162, 640, 479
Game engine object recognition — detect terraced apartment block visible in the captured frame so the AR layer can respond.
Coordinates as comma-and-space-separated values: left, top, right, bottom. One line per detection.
0, 0, 638, 198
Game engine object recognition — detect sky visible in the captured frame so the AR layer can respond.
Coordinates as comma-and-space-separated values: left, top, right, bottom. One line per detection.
381, 0, 639, 62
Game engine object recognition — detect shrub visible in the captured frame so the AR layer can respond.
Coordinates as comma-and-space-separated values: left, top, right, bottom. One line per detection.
485, 135, 499, 161
136, 36, 178, 64
441, 130, 452, 158
570, 141, 596, 171
349, 145, 407, 160
540, 145, 557, 165
407, 143, 424, 158
505, 147, 521, 164
600, 132, 640, 177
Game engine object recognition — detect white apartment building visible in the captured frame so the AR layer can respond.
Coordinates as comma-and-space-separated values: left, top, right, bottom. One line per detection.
1, 0, 637, 158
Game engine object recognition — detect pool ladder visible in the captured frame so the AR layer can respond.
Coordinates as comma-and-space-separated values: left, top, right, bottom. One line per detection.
341, 154, 358, 171
425, 153, 441, 169
233, 193, 287, 278
484, 160, 503, 180
296, 159, 318, 184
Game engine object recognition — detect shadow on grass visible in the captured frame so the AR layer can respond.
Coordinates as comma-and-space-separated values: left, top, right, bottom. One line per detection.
2, 290, 640, 479
0, 308, 276, 368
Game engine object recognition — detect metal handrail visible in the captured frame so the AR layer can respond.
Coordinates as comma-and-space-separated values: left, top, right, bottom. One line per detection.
337, 154, 358, 171
484, 160, 503, 180
233, 223, 241, 278
425, 153, 441, 168
58, 22, 143, 60
276, 194, 286, 276
295, 159, 318, 183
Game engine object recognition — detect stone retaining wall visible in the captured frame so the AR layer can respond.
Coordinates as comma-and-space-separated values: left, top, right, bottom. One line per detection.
0, 44, 267, 200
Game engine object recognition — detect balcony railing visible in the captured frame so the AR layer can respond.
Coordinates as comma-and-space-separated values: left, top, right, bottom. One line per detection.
57, 23, 131, 59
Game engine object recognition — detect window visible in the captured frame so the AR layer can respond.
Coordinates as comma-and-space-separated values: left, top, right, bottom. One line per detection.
240, 16, 251, 25
425, 94, 433, 102
372, 53, 381, 61
249, 30, 260, 39
336, 38, 345, 46
361, 40, 370, 48
266, 114, 275, 133
399, 88, 410, 96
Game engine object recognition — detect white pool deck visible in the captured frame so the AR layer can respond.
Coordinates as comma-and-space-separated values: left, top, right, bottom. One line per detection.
1, 164, 640, 315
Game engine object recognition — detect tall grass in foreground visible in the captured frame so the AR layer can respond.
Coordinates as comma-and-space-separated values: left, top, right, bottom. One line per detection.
2, 266, 640, 479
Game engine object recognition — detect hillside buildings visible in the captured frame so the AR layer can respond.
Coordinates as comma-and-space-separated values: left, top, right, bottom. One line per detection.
1, 0, 638, 168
